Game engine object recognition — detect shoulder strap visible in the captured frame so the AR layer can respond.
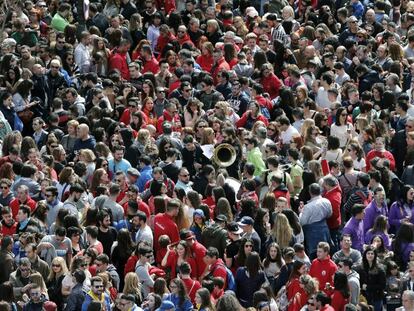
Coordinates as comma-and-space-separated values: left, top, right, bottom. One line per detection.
188, 280, 196, 296
355, 190, 366, 201
342, 173, 354, 188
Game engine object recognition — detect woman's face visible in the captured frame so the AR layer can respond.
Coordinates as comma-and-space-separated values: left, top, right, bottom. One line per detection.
190, 103, 198, 112
100, 171, 109, 184
68, 125, 76, 135
339, 111, 347, 125
366, 250, 375, 262
167, 55, 176, 64
212, 122, 220, 132
52, 261, 62, 273
263, 212, 270, 224
145, 100, 154, 110
98, 40, 104, 49
249, 103, 258, 115
202, 46, 209, 55
170, 282, 178, 294
71, 232, 80, 242
195, 293, 202, 306
269, 246, 278, 259
148, 295, 155, 308
8, 69, 15, 79
176, 244, 185, 257
407, 188, 414, 201
194, 215, 203, 225
3, 96, 12, 107
244, 242, 253, 255
297, 89, 305, 101
143, 83, 151, 94
299, 264, 308, 275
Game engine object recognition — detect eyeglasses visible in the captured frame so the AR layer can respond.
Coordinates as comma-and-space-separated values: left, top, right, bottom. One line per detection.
268, 128, 275, 131
180, 174, 189, 177
1, 186, 8, 189
341, 113, 347, 116
52, 264, 61, 268
183, 89, 191, 92
20, 268, 30, 272
51, 66, 60, 69
45, 194, 54, 198
57, 41, 65, 44
115, 179, 122, 183
31, 292, 41, 296
102, 163, 108, 167
94, 285, 104, 288
198, 125, 206, 128
170, 285, 178, 289
178, 30, 185, 33
145, 254, 152, 258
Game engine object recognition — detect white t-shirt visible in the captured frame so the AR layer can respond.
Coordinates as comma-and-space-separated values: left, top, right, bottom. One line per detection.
353, 158, 366, 171
281, 125, 300, 144
331, 123, 355, 147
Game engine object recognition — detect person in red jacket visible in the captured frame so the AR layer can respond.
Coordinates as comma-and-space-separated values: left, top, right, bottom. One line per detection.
196, 42, 214, 72
1, 206, 17, 237
153, 198, 180, 252
157, 102, 182, 135
309, 242, 338, 295
365, 136, 396, 171
109, 39, 131, 81
211, 48, 230, 85
236, 101, 269, 130
140, 44, 160, 74
181, 230, 207, 280
201, 247, 228, 288
155, 25, 176, 57
177, 25, 194, 48
260, 63, 283, 99
10, 185, 37, 220
322, 176, 342, 252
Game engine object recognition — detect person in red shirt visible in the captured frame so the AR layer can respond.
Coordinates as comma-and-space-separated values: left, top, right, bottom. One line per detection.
176, 25, 194, 49
161, 240, 198, 280
330, 272, 349, 311
309, 242, 338, 295
157, 103, 182, 135
178, 262, 201, 304
140, 44, 160, 74
109, 39, 131, 81
181, 230, 207, 280
119, 98, 140, 126
365, 136, 396, 171
1, 206, 17, 237
122, 186, 151, 219
211, 48, 230, 85
0, 147, 21, 167
322, 176, 342, 252
9, 185, 37, 220
196, 42, 214, 72
153, 198, 180, 252
260, 63, 283, 99
201, 247, 228, 288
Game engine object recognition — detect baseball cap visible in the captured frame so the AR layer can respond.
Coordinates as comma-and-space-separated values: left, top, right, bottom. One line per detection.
193, 209, 205, 218
238, 216, 254, 226
227, 221, 243, 234
215, 214, 228, 223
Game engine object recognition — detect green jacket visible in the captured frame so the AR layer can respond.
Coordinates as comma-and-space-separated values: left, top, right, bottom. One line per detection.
51, 13, 69, 32
247, 147, 266, 177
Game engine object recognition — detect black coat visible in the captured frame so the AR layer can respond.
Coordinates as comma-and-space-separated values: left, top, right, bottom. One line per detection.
355, 264, 386, 302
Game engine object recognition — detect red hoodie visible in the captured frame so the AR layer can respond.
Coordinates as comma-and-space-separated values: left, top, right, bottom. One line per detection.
109, 49, 129, 80
178, 33, 194, 48
309, 256, 338, 294
323, 185, 342, 230
196, 54, 214, 72
10, 197, 37, 220
142, 56, 160, 75
156, 33, 176, 57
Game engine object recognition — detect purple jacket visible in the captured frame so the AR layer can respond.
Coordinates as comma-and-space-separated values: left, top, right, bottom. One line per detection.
363, 200, 388, 234
343, 217, 365, 252
364, 231, 391, 250
396, 242, 414, 266
388, 201, 414, 234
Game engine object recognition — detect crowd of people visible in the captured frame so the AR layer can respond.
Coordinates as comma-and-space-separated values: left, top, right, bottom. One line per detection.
1, 0, 414, 310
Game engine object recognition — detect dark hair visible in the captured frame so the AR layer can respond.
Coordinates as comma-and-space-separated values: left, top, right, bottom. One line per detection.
245, 252, 262, 278
362, 246, 379, 270
333, 271, 350, 298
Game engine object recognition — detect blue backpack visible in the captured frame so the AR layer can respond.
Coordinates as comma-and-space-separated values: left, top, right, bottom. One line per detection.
214, 263, 236, 292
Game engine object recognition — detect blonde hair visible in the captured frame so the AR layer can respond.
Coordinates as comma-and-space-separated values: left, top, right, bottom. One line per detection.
206, 19, 219, 31
123, 272, 142, 303
137, 129, 151, 145
48, 257, 68, 281
271, 213, 293, 249
200, 127, 215, 145
79, 149, 96, 163
301, 118, 316, 138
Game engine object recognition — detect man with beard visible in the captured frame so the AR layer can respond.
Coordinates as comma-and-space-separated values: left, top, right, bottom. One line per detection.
9, 258, 32, 301
62, 184, 84, 216
44, 186, 64, 227
82, 276, 111, 311
226, 80, 250, 117
20, 46, 44, 71
97, 209, 117, 257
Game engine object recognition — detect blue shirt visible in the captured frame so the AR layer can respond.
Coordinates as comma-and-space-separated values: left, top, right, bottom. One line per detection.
136, 165, 153, 192
108, 158, 132, 176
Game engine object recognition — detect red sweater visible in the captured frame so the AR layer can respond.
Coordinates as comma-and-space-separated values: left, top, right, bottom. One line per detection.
153, 212, 179, 251
157, 111, 181, 134
196, 54, 214, 72
287, 277, 302, 301
208, 259, 228, 288
10, 197, 37, 220
309, 256, 337, 294
122, 200, 151, 219
261, 73, 283, 99
323, 185, 342, 230
365, 149, 396, 171
109, 50, 130, 80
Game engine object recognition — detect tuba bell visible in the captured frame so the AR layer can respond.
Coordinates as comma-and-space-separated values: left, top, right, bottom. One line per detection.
213, 143, 237, 167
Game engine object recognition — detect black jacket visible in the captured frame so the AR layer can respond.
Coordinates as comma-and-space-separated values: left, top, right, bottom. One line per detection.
201, 223, 228, 258
64, 283, 85, 311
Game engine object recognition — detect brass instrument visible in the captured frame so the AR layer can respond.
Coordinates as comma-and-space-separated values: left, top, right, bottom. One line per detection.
212, 143, 237, 167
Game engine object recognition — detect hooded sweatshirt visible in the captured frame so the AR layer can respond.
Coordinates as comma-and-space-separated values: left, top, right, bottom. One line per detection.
347, 270, 360, 305
309, 255, 338, 294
